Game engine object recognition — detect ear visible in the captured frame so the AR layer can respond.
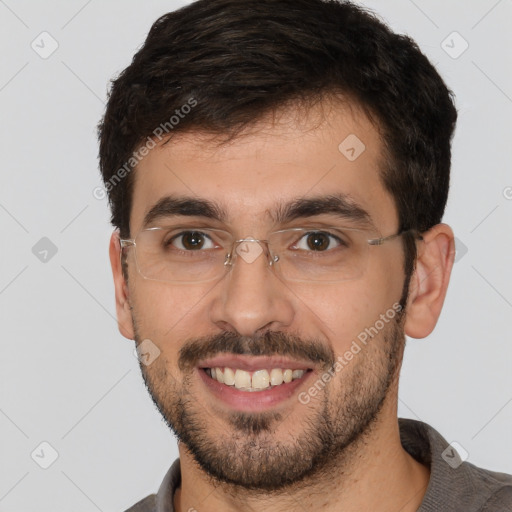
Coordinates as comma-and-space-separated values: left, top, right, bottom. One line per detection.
404, 223, 455, 339
109, 231, 135, 340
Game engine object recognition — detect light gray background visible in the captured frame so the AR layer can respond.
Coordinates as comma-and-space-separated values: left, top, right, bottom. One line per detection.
1, 0, 511, 510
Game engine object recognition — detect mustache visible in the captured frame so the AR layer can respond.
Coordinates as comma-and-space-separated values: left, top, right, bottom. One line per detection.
178, 330, 335, 372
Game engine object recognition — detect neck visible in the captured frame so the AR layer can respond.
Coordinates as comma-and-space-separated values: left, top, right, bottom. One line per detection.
173, 393, 430, 512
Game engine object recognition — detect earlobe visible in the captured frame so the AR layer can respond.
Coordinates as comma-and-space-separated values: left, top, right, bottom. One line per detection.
109, 230, 135, 340
404, 223, 455, 339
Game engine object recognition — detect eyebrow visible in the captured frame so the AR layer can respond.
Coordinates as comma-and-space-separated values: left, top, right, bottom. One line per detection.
271, 193, 375, 229
142, 195, 228, 228
142, 193, 376, 230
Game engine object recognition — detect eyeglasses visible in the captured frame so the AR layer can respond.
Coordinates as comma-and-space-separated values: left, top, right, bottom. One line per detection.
119, 225, 423, 284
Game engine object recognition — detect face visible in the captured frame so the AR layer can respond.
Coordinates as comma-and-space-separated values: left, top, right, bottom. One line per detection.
118, 100, 410, 490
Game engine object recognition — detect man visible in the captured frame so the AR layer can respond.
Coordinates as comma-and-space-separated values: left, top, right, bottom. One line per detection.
97, 0, 512, 510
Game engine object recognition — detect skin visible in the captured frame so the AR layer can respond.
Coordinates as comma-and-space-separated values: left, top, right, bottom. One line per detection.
109, 99, 455, 511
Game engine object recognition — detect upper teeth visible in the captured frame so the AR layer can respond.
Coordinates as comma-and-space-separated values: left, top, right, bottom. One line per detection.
207, 367, 306, 391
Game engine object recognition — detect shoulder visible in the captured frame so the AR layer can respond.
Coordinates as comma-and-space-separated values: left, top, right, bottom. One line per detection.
123, 494, 157, 512
473, 466, 512, 511
398, 418, 512, 511
122, 458, 181, 512
483, 485, 512, 509
482, 485, 512, 510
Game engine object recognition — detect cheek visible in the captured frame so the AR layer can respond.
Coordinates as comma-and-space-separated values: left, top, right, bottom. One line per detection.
288, 283, 373, 352
129, 281, 211, 345
293, 266, 403, 355
346, 256, 405, 341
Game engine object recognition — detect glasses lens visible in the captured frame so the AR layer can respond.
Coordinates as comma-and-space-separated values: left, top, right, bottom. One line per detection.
130, 226, 373, 283
134, 227, 231, 283
269, 227, 370, 282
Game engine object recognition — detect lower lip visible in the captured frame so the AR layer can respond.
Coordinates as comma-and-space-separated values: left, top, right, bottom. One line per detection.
198, 368, 313, 412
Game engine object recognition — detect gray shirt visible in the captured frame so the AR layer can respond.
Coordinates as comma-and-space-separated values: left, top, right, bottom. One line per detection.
125, 418, 512, 511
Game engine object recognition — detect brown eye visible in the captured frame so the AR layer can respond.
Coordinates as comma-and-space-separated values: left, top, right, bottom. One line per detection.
170, 231, 214, 251
306, 232, 330, 251
181, 232, 206, 250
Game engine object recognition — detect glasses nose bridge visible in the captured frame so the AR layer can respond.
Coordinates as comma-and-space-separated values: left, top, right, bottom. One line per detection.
225, 237, 279, 270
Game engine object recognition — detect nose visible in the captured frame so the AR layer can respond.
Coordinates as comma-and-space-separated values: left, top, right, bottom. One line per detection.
209, 238, 295, 337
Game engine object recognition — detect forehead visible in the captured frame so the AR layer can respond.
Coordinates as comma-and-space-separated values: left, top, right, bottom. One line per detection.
129, 101, 398, 235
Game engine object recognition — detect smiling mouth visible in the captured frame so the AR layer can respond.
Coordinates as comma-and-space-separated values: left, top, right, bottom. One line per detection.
202, 367, 312, 392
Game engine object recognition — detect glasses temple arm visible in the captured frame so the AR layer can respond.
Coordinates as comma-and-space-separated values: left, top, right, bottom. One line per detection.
368, 229, 424, 246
